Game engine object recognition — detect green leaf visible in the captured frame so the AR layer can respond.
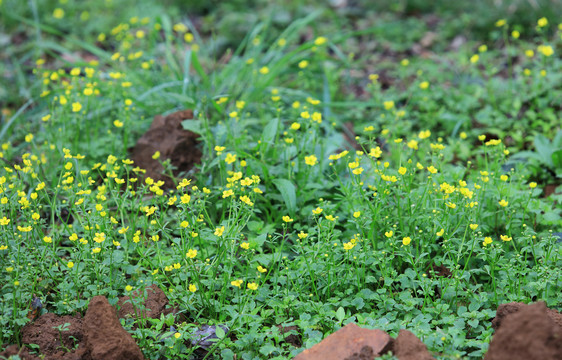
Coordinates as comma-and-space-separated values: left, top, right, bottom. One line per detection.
215, 325, 226, 339
182, 49, 192, 95
351, 297, 365, 310
247, 220, 264, 232
543, 211, 561, 223
468, 301, 480, 312
221, 349, 235, 360
553, 130, 562, 148
259, 343, 278, 356
252, 233, 268, 247
453, 318, 465, 329
552, 149, 562, 170
335, 306, 345, 323
510, 150, 543, 162
272, 178, 297, 215
468, 319, 479, 328
191, 50, 210, 89
181, 119, 203, 135
159, 14, 181, 78
261, 118, 279, 145
534, 134, 553, 167
163, 92, 195, 107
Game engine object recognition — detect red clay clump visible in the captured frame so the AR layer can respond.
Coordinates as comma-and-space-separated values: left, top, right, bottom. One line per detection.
294, 323, 393, 360
83, 296, 145, 360
5, 288, 179, 359
294, 323, 437, 360
343, 345, 374, 360
21, 312, 86, 360
485, 301, 562, 360
491, 301, 562, 330
130, 109, 202, 189
392, 329, 434, 360
117, 284, 172, 327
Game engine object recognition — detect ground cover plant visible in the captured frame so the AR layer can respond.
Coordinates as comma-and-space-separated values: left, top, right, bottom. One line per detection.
0, 1, 561, 359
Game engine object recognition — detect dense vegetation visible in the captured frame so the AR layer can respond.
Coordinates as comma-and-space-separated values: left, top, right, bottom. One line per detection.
1, 1, 561, 359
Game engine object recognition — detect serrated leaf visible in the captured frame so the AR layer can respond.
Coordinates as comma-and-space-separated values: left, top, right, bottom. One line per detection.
351, 297, 365, 310
468, 301, 480, 312
221, 349, 235, 360
259, 343, 278, 356
468, 319, 479, 328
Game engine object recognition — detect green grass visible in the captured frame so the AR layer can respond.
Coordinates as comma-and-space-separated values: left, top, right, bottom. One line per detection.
0, 1, 561, 359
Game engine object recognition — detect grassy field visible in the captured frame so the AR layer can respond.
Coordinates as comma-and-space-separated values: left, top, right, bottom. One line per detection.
1, 1, 561, 359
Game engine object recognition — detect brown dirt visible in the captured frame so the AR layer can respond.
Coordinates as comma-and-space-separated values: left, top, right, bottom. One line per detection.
392, 329, 434, 360
294, 323, 392, 360
130, 109, 202, 189
343, 345, 374, 360
21, 312, 86, 360
543, 184, 561, 198
278, 325, 302, 348
492, 302, 562, 330
9, 297, 562, 360
0, 344, 38, 360
83, 296, 145, 360
429, 264, 452, 278
117, 284, 173, 328
485, 302, 562, 360
9, 289, 175, 360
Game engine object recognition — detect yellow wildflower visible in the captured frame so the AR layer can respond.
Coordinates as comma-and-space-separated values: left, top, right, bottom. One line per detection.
214, 226, 225, 237
247, 282, 258, 290
305, 155, 318, 166
186, 249, 197, 259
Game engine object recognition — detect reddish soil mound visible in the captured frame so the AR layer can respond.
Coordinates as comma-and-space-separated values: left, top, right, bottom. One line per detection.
5, 288, 173, 360
485, 301, 562, 360
83, 296, 145, 360
21, 312, 85, 360
294, 323, 392, 360
117, 284, 173, 327
491, 301, 562, 330
393, 329, 434, 360
294, 323, 434, 360
130, 109, 202, 189
8, 297, 562, 360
